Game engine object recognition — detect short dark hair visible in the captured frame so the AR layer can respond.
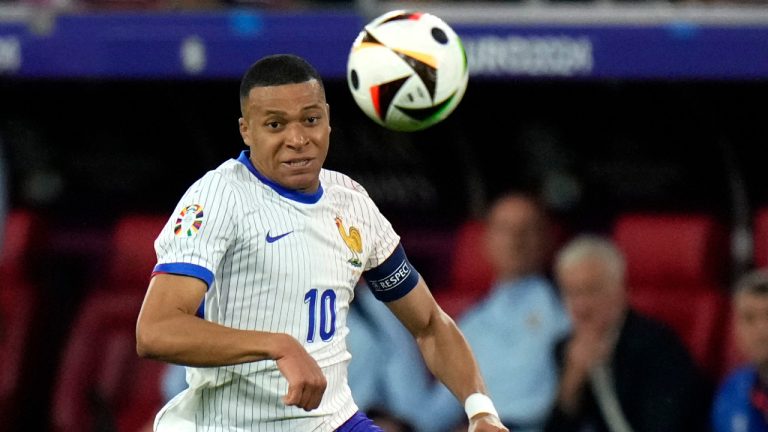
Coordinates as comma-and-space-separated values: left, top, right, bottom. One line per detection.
239, 54, 324, 108
735, 268, 768, 298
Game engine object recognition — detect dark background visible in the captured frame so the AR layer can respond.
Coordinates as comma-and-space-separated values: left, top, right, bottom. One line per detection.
4, 78, 766, 226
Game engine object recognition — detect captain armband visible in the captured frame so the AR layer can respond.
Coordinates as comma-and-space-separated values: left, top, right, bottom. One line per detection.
362, 243, 420, 302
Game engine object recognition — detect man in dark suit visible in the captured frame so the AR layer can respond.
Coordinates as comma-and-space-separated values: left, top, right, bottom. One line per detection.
545, 235, 709, 432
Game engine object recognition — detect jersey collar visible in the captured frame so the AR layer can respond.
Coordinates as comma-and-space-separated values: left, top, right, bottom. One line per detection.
237, 150, 324, 204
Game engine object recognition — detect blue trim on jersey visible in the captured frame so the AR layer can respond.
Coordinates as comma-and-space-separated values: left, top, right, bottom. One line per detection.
153, 263, 215, 288
195, 299, 205, 318
363, 243, 420, 302
237, 150, 324, 204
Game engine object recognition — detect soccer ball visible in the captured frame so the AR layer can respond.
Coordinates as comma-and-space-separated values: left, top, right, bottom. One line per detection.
346, 10, 469, 132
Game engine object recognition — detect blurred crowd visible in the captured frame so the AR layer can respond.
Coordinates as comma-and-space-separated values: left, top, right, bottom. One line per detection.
132, 191, 768, 432
341, 192, 765, 432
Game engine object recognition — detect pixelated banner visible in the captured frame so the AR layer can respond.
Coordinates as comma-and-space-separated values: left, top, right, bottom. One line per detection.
1, 10, 767, 79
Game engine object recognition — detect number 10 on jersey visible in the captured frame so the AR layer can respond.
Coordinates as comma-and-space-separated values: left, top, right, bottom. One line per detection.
304, 288, 337, 342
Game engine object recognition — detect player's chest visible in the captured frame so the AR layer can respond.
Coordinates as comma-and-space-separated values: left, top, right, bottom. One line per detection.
236, 200, 374, 275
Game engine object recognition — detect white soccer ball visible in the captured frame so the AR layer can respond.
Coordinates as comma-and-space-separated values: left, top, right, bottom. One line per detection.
346, 10, 469, 132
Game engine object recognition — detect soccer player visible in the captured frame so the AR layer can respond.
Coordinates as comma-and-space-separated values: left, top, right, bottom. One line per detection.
136, 54, 508, 432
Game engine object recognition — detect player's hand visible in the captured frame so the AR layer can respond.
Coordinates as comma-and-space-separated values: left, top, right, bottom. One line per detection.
273, 334, 327, 411
565, 329, 612, 377
468, 413, 509, 432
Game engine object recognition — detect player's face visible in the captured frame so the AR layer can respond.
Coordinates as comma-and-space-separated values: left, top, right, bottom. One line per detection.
558, 257, 626, 336
239, 80, 330, 193
734, 292, 768, 366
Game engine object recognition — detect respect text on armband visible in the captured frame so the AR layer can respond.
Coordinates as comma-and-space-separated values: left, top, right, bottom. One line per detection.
369, 261, 412, 292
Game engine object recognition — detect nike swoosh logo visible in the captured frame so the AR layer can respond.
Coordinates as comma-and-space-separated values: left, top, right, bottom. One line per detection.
266, 230, 293, 243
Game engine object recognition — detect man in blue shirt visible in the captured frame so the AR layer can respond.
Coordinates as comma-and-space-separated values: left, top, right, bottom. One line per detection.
713, 269, 768, 432
346, 283, 429, 430
422, 193, 571, 432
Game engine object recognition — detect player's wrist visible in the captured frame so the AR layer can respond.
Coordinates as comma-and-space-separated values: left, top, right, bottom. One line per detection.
464, 393, 499, 421
261, 332, 300, 361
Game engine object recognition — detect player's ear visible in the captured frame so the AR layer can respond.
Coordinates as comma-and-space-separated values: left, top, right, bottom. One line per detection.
238, 117, 251, 145
326, 103, 332, 133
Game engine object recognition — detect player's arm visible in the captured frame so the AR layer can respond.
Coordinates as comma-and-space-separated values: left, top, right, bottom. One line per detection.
385, 278, 508, 432
135, 273, 326, 410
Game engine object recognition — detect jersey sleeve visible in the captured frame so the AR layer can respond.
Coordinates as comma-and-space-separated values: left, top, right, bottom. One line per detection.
361, 195, 401, 271
359, 193, 420, 302
153, 172, 237, 288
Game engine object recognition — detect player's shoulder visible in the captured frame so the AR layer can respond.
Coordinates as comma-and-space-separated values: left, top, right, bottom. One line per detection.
194, 158, 249, 189
212, 158, 247, 180
180, 159, 253, 207
320, 168, 370, 198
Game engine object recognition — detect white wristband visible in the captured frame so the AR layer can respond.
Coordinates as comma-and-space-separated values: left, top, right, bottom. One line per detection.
464, 393, 499, 420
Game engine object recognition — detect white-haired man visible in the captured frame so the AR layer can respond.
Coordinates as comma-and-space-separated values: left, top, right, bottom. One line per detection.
545, 235, 707, 432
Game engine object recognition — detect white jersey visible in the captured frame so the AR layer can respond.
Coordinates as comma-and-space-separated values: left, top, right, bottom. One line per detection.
152, 151, 408, 432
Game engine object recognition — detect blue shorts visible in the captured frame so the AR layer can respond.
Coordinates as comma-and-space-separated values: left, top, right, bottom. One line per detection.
336, 412, 384, 432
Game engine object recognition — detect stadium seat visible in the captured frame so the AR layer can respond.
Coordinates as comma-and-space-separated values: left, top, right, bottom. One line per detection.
613, 213, 729, 377
434, 219, 495, 319
105, 214, 168, 292
51, 213, 169, 432
0, 210, 43, 429
50, 291, 166, 432
753, 207, 768, 267
1, 210, 40, 279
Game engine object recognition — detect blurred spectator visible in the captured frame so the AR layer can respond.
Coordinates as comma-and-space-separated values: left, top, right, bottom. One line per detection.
423, 192, 571, 432
346, 282, 426, 430
545, 235, 708, 432
161, 363, 187, 402
712, 269, 768, 432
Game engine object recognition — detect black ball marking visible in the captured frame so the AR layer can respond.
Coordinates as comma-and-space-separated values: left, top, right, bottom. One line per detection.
431, 27, 448, 44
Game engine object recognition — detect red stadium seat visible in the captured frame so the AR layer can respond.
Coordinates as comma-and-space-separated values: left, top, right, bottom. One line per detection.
51, 214, 169, 432
0, 210, 43, 429
753, 207, 768, 267
51, 291, 166, 432
434, 219, 495, 319
0, 209, 41, 279
613, 213, 729, 377
105, 214, 168, 291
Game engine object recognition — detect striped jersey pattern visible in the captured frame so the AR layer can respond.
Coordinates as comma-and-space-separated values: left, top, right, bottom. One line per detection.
152, 152, 401, 432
